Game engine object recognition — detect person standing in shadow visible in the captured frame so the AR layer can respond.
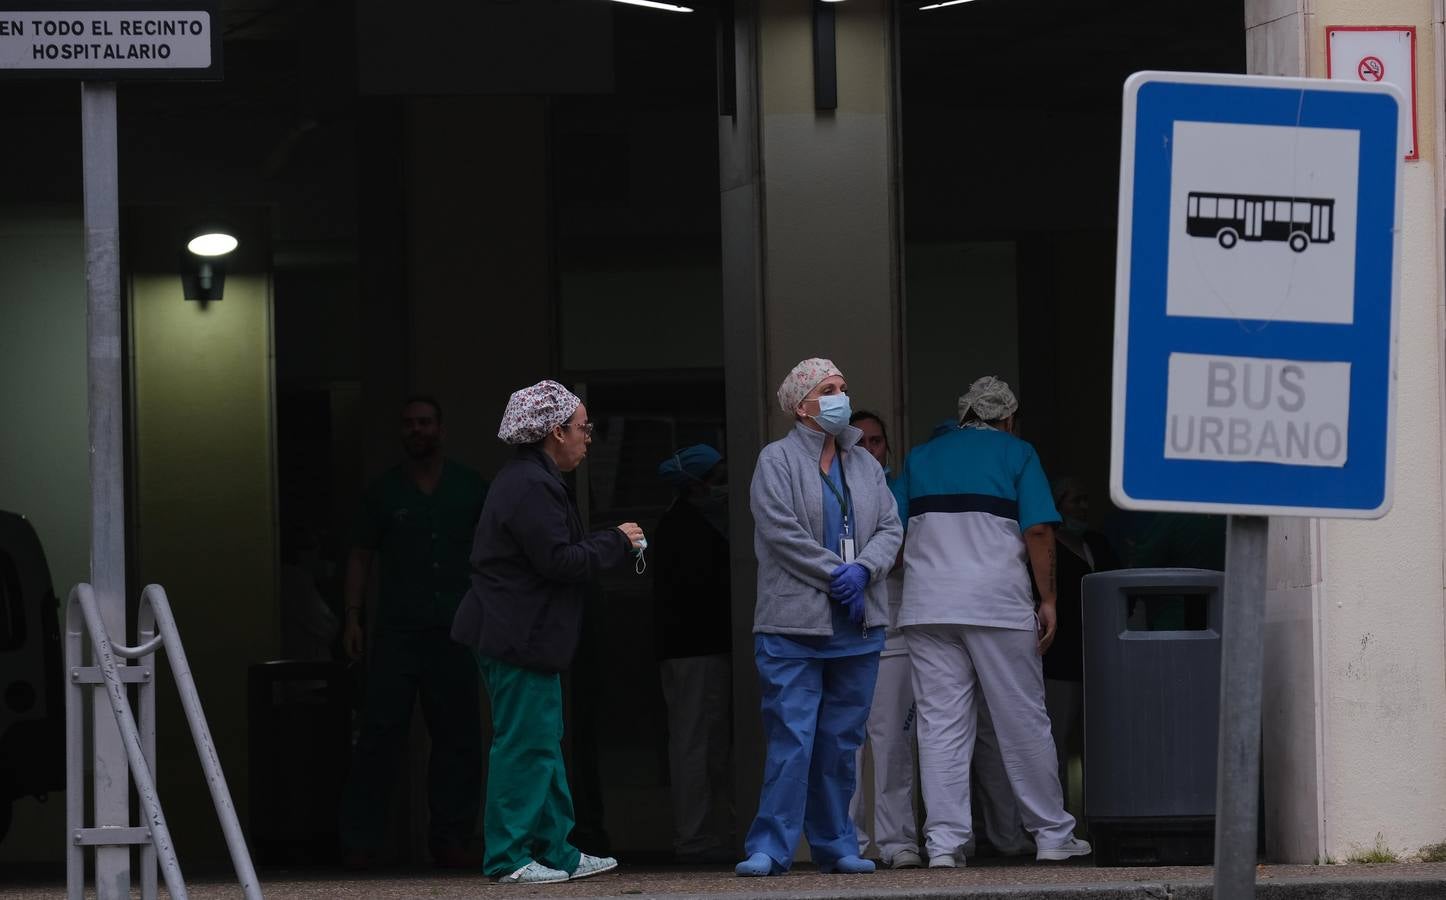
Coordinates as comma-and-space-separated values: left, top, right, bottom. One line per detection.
845, 411, 922, 870
338, 395, 487, 869
653, 444, 735, 863
1043, 476, 1119, 806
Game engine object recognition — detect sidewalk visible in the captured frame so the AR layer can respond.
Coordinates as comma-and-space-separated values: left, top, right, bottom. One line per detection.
5, 860, 1444, 899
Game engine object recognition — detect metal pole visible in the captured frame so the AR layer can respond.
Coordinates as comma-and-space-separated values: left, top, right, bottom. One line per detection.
140, 586, 264, 900
1213, 514, 1268, 899
81, 80, 130, 900
74, 587, 189, 900
138, 608, 159, 900
64, 594, 85, 900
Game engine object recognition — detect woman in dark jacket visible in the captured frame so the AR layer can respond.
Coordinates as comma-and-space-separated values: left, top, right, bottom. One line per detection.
451, 380, 644, 885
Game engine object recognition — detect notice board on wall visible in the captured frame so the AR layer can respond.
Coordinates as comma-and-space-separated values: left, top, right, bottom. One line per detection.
1327, 26, 1418, 160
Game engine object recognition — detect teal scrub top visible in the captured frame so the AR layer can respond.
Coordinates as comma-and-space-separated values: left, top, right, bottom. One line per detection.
351, 459, 488, 631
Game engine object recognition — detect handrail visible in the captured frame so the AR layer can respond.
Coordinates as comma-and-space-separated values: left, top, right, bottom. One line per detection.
111, 633, 165, 659
65, 583, 264, 900
138, 584, 262, 900
66, 583, 188, 900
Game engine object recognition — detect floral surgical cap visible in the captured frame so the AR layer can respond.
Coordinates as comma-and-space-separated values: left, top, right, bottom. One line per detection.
957, 375, 1018, 424
497, 380, 581, 445
776, 357, 843, 414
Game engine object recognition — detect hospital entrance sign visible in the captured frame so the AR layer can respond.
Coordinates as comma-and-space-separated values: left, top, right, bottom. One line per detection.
1111, 71, 1404, 518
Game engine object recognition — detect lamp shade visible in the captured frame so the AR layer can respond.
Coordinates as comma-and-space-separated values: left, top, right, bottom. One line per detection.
186, 230, 238, 257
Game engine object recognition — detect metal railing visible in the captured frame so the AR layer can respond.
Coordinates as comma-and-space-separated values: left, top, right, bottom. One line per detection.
65, 583, 263, 900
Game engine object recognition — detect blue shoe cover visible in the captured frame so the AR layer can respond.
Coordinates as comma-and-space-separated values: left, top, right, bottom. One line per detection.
734, 851, 777, 877
821, 855, 875, 874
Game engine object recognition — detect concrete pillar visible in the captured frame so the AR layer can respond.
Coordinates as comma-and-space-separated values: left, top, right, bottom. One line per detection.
719, 0, 900, 856
1250, 0, 1446, 864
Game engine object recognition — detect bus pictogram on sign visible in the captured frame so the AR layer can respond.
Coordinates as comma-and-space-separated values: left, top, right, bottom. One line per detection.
1185, 192, 1336, 253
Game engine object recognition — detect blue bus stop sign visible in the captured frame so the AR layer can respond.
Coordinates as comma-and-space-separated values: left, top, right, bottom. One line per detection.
1111, 71, 1404, 518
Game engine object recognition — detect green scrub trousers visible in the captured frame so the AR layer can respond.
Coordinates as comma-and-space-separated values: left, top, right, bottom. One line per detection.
477, 653, 582, 877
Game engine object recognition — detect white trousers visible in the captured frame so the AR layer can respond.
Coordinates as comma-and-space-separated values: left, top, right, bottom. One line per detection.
659, 654, 734, 857
963, 677, 1086, 850
904, 623, 1076, 860
850, 651, 919, 860
973, 698, 1035, 853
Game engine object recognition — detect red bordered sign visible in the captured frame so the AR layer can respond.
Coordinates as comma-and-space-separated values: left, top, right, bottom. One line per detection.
1326, 26, 1418, 160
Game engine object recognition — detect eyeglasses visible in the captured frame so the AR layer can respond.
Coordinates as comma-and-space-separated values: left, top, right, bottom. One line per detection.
562, 421, 595, 437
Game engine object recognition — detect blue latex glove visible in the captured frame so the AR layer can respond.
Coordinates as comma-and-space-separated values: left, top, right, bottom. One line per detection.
832, 567, 861, 601
829, 563, 870, 604
842, 590, 866, 625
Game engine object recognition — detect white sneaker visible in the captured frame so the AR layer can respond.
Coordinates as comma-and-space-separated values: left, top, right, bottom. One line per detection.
927, 851, 962, 868
569, 852, 619, 880
1036, 837, 1092, 861
495, 861, 569, 884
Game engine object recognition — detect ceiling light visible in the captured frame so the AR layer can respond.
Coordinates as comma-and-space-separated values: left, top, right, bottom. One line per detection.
186, 231, 238, 257
607, 0, 694, 11
920, 0, 978, 8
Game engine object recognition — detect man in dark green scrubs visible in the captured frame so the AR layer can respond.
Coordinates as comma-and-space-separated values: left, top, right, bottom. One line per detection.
339, 396, 488, 867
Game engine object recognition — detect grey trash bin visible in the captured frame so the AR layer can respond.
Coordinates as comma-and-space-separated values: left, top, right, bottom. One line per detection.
1083, 568, 1222, 866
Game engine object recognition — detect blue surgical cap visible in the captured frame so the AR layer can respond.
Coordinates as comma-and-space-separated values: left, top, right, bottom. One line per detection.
658, 444, 722, 486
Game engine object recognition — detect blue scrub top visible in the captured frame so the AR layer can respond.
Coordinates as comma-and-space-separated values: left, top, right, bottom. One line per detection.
760, 454, 884, 659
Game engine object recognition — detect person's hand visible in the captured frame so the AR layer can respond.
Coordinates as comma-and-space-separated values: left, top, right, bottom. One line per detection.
829, 563, 869, 602
617, 522, 645, 549
343, 617, 364, 660
1036, 602, 1057, 656
842, 590, 867, 625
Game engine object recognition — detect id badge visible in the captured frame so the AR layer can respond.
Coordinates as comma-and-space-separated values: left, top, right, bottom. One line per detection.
840, 536, 856, 562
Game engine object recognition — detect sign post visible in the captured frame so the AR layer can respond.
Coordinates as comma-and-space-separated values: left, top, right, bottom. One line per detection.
1111, 71, 1403, 898
0, 6, 219, 898
79, 76, 130, 900
1215, 514, 1267, 898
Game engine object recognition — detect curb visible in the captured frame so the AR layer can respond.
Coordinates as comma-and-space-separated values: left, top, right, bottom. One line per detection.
597, 875, 1446, 900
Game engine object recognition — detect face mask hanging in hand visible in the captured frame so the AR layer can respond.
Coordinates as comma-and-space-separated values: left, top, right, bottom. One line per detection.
634, 536, 648, 575
811, 393, 852, 435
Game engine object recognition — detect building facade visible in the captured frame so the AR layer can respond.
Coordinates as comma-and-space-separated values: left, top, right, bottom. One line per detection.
0, 0, 1440, 867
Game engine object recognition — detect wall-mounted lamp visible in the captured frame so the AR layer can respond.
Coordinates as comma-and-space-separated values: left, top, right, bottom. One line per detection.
181, 225, 238, 302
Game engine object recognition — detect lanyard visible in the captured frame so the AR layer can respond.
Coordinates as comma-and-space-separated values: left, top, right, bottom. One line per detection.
819, 457, 851, 534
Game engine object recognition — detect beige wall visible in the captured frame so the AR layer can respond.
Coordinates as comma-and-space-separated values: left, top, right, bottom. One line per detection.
128, 272, 280, 860
0, 207, 88, 863
742, 0, 900, 857
758, 0, 900, 439
1254, 0, 1446, 863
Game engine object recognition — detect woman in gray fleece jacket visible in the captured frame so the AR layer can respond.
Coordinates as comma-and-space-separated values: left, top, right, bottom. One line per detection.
735, 358, 904, 878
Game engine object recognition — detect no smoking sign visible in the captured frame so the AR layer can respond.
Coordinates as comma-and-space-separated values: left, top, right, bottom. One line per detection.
1357, 55, 1384, 82
1328, 26, 1417, 159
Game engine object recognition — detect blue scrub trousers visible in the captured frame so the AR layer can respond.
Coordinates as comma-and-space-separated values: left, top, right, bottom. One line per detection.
744, 643, 880, 870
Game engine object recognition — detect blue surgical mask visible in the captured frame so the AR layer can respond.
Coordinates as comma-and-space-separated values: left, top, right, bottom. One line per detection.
812, 394, 852, 435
